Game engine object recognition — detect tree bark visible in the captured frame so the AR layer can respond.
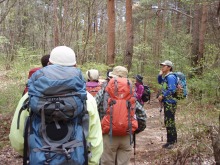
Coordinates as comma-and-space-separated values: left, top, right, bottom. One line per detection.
107, 0, 115, 65
197, 3, 208, 75
124, 0, 133, 71
212, 114, 220, 165
217, 0, 220, 29
53, 0, 59, 47
0, 0, 17, 24
191, 0, 200, 72
153, 0, 164, 63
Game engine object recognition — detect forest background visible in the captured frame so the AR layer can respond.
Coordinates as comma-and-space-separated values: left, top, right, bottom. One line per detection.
0, 0, 220, 164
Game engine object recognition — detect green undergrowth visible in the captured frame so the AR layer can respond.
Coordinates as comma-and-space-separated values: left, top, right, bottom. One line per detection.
163, 98, 219, 164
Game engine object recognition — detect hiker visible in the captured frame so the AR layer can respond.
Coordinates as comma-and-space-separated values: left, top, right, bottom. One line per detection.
10, 46, 103, 165
22, 54, 50, 95
96, 69, 113, 120
86, 69, 102, 96
95, 66, 147, 165
134, 74, 144, 106
157, 60, 178, 149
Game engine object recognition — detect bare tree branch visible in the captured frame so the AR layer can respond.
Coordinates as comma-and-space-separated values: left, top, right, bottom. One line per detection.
217, 1, 220, 15
0, 0, 17, 24
0, 0, 7, 4
217, 1, 220, 29
156, 8, 193, 19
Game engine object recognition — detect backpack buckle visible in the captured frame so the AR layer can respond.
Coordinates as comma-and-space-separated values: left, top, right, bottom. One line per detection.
55, 102, 60, 111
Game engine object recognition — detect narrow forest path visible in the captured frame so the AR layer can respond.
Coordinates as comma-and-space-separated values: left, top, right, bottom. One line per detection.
129, 97, 169, 165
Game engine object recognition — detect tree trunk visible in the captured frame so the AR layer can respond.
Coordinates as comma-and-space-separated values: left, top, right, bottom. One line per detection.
218, 1, 220, 16
212, 1, 220, 162
153, 0, 164, 64
197, 3, 208, 75
107, 0, 115, 65
53, 0, 59, 47
212, 114, 220, 165
81, 4, 92, 64
141, 18, 147, 74
191, 0, 201, 72
124, 0, 133, 71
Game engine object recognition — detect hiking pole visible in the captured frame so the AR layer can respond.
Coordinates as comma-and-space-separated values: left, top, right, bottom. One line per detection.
159, 101, 163, 113
159, 100, 164, 125
159, 101, 164, 142
133, 134, 136, 165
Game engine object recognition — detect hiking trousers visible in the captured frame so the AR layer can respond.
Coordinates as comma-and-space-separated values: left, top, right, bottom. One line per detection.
164, 102, 177, 144
101, 134, 132, 165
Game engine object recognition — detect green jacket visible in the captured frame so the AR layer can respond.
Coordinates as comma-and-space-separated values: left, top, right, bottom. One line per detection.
9, 92, 103, 165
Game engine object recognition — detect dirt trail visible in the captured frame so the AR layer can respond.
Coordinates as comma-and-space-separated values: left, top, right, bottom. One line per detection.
129, 98, 168, 165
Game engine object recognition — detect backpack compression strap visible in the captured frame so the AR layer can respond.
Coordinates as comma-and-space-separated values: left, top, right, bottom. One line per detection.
17, 98, 29, 129
126, 100, 133, 145
113, 78, 133, 96
109, 100, 116, 144
113, 78, 118, 96
40, 101, 73, 145
23, 117, 30, 165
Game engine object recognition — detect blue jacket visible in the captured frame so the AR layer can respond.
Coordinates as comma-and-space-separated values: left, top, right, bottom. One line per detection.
158, 73, 177, 104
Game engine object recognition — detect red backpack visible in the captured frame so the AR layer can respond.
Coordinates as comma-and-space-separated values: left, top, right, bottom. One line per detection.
101, 77, 138, 137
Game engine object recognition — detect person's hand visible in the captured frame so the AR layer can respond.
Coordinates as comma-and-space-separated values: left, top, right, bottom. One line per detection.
159, 70, 163, 75
158, 95, 163, 102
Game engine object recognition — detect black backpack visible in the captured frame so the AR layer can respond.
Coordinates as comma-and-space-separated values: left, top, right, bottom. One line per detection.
141, 85, 151, 102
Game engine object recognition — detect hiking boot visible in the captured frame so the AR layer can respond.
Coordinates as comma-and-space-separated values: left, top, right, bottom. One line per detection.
162, 143, 174, 149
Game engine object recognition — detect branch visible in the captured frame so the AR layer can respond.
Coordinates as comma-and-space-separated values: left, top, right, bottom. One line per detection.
218, 1, 220, 29
217, 1, 220, 16
0, 0, 17, 24
218, 17, 220, 29
156, 8, 193, 19
0, 0, 7, 3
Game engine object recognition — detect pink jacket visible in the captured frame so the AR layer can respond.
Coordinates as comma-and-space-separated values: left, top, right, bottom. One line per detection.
135, 82, 144, 104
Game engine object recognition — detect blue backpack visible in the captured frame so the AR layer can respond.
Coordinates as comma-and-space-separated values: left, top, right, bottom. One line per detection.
25, 65, 89, 165
173, 72, 188, 99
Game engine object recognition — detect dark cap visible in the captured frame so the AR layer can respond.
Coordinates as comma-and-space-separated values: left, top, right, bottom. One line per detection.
135, 74, 143, 83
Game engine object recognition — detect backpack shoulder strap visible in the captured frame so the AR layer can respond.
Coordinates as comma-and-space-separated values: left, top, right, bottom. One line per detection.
17, 97, 29, 129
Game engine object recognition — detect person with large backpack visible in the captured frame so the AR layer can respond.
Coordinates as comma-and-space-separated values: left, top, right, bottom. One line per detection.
95, 66, 147, 165
86, 69, 102, 97
22, 54, 50, 96
134, 74, 144, 106
10, 46, 103, 165
157, 60, 178, 149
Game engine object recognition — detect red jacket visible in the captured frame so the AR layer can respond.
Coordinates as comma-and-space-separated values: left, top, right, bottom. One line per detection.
23, 67, 41, 95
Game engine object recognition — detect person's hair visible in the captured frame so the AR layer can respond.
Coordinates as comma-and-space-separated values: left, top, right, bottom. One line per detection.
87, 79, 99, 82
170, 67, 173, 72
41, 54, 50, 67
106, 69, 113, 80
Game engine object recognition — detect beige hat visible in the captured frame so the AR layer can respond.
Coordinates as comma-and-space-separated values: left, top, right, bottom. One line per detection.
86, 69, 99, 81
49, 46, 76, 66
109, 66, 128, 78
160, 60, 173, 67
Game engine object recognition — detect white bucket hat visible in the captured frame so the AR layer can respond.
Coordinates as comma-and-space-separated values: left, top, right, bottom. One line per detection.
49, 46, 76, 66
86, 69, 99, 81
